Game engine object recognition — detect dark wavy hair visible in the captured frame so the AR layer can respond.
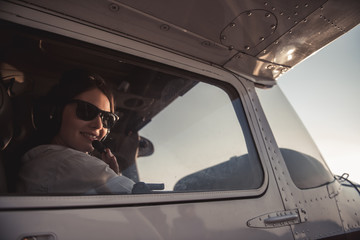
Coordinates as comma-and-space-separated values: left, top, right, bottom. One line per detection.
34, 69, 114, 144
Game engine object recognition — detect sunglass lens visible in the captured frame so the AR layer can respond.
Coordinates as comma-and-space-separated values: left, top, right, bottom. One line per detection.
76, 101, 99, 121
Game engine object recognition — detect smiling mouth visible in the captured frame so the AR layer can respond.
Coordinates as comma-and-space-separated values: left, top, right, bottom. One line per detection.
81, 132, 99, 141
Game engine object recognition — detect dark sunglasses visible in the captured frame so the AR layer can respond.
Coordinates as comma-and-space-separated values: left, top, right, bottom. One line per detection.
68, 99, 119, 129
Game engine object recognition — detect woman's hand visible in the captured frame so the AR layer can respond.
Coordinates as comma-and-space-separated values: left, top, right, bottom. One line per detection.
101, 148, 120, 174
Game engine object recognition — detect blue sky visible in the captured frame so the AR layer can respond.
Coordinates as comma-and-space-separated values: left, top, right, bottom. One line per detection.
278, 25, 360, 183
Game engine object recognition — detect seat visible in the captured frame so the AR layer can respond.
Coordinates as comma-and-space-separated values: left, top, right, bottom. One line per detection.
0, 81, 14, 193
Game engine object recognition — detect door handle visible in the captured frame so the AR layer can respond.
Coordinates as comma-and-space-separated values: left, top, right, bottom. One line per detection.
247, 208, 307, 228
20, 233, 56, 240
264, 213, 299, 224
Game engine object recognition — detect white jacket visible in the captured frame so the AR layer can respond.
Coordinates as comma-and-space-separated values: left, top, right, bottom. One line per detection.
17, 144, 135, 194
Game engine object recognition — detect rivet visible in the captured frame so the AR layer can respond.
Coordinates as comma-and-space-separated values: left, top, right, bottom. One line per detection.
305, 3, 309, 7
265, 13, 271, 18
270, 24, 276, 30
272, 7, 276, 11
221, 35, 227, 40
201, 41, 212, 47
247, 11, 252, 16
280, 12, 284, 15
294, 12, 298, 16
109, 3, 120, 12
295, 5, 299, 8
228, 45, 234, 50
160, 24, 170, 31
244, 45, 250, 50
230, 22, 236, 27
260, 37, 265, 41
264, 2, 268, 6
303, 18, 308, 23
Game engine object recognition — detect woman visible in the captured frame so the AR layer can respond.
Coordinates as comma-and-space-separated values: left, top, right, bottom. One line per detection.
17, 69, 135, 194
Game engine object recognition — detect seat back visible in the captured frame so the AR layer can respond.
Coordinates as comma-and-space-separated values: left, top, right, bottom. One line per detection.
0, 81, 13, 193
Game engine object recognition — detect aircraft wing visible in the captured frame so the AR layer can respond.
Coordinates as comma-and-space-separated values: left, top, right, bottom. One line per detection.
2, 0, 359, 86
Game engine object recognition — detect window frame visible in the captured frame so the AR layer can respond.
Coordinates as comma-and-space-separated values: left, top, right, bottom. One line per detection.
0, 18, 270, 206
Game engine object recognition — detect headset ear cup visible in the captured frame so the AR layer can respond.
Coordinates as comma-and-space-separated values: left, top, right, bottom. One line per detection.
50, 104, 63, 135
32, 98, 62, 141
49, 105, 56, 120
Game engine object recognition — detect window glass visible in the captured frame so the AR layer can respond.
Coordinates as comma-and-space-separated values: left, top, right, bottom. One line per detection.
137, 82, 263, 192
256, 86, 334, 189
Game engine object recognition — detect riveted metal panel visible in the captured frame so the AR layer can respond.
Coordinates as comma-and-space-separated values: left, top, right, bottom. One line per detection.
220, 10, 277, 52
247, 86, 346, 239
3, 0, 358, 85
334, 179, 360, 234
257, 0, 360, 67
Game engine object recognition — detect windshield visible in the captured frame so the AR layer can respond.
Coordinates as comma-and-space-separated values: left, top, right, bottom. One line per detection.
256, 85, 334, 189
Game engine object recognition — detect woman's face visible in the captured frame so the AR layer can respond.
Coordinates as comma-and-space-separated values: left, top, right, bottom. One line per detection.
53, 88, 111, 153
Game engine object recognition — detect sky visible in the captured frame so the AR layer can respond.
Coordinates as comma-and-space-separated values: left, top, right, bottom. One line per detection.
278, 25, 360, 184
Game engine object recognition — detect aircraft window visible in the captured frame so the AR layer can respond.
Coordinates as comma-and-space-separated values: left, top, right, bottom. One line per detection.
256, 86, 334, 189
137, 82, 263, 192
0, 21, 262, 195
